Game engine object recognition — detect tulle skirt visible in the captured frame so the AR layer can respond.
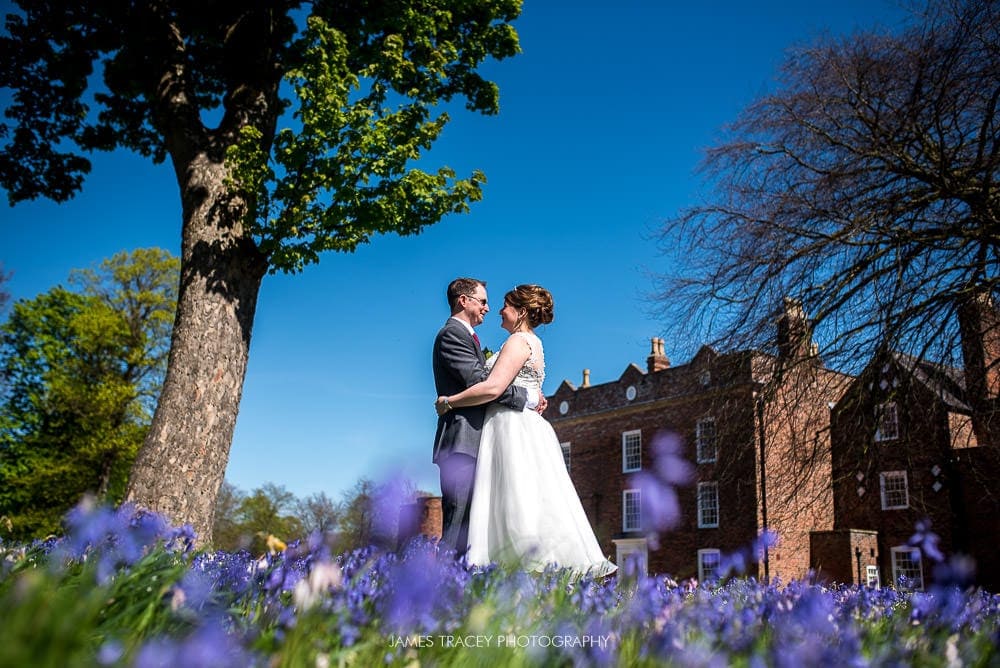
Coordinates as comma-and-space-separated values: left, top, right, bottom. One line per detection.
466, 405, 617, 577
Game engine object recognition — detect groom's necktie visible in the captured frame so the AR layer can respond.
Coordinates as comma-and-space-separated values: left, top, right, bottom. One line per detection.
472, 332, 481, 347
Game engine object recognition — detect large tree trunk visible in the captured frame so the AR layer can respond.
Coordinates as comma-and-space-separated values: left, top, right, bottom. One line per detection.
126, 152, 267, 544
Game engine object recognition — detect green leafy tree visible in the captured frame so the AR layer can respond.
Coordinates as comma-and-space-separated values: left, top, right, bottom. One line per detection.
212, 482, 305, 553
0, 249, 178, 539
0, 1, 522, 543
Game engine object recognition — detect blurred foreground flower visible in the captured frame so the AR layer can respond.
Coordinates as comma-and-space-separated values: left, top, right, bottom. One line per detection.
264, 533, 287, 555
51, 496, 195, 583
909, 519, 944, 563
133, 621, 255, 668
293, 561, 342, 610
2, 498, 997, 667
636, 431, 694, 548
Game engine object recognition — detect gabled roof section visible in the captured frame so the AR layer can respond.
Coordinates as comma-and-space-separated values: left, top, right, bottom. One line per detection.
690, 345, 719, 366
890, 351, 971, 411
619, 363, 645, 383
552, 379, 577, 397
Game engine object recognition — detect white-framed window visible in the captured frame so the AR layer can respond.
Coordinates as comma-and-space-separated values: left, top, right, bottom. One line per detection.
613, 537, 649, 576
879, 470, 909, 509
560, 442, 571, 472
623, 489, 642, 531
697, 482, 719, 528
622, 430, 642, 472
698, 548, 721, 581
696, 417, 717, 463
891, 546, 924, 590
866, 565, 881, 588
875, 401, 899, 441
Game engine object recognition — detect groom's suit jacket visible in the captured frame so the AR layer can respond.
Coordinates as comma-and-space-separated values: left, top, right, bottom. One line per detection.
432, 318, 528, 464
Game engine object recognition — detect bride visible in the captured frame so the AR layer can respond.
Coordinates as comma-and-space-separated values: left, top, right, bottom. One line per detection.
436, 285, 616, 576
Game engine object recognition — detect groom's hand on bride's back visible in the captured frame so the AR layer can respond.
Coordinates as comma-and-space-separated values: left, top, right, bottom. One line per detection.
535, 396, 548, 414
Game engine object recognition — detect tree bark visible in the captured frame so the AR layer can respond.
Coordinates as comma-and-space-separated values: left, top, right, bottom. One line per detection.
125, 151, 267, 545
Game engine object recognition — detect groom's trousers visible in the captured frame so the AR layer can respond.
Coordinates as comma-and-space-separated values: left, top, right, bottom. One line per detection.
438, 453, 477, 556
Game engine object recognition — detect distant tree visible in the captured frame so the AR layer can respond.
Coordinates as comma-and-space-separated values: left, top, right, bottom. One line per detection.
659, 0, 1000, 381
0, 249, 178, 539
213, 482, 337, 551
330, 478, 378, 554
0, 1, 523, 544
296, 491, 340, 537
224, 483, 305, 554
211, 479, 247, 551
331, 476, 418, 554
209, 476, 420, 553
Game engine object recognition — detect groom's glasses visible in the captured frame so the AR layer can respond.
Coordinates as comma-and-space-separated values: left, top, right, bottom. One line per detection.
463, 294, 488, 307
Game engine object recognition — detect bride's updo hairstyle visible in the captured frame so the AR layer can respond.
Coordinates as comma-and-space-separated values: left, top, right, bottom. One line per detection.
505, 284, 555, 328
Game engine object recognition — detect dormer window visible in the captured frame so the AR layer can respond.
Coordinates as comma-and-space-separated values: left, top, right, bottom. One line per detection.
875, 402, 899, 441
696, 417, 717, 463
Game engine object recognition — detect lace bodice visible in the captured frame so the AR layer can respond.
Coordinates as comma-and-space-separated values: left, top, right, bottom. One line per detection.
485, 331, 545, 392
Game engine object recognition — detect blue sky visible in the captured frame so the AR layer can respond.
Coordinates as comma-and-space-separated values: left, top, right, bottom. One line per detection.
1, 1, 908, 502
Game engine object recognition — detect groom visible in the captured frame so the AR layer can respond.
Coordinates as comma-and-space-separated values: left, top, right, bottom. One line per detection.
432, 277, 540, 555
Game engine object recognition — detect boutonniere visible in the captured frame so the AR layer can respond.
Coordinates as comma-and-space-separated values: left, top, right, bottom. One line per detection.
483, 347, 494, 360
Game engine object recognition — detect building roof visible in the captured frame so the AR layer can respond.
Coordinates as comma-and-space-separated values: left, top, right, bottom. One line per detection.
547, 345, 760, 421
889, 351, 972, 412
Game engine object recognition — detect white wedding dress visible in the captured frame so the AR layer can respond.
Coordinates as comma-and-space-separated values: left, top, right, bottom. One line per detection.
466, 332, 617, 577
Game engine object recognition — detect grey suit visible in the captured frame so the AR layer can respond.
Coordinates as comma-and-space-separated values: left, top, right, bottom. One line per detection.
432, 317, 527, 553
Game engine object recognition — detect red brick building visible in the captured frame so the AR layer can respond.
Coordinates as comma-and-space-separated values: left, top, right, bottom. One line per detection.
826, 344, 1000, 590
547, 300, 849, 583
547, 294, 1000, 591
409, 294, 1000, 591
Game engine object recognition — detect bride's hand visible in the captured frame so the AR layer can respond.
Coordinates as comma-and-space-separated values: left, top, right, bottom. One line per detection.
435, 396, 451, 416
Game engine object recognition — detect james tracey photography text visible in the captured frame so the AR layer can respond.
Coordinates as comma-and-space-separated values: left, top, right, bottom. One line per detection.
387, 634, 613, 649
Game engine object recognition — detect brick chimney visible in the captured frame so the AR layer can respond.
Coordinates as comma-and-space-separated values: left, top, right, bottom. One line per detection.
647, 337, 670, 373
777, 298, 813, 360
582, 368, 591, 388
397, 496, 443, 547
959, 288, 1000, 401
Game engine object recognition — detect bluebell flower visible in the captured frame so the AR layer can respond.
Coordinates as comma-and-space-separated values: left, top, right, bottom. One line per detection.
174, 567, 217, 613
932, 554, 976, 590
379, 547, 451, 634
96, 639, 123, 665
133, 622, 254, 668
650, 431, 695, 486
909, 519, 944, 563
51, 499, 193, 584
634, 432, 694, 548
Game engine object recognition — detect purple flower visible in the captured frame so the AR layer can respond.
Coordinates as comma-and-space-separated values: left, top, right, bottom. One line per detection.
49, 499, 197, 584
174, 568, 217, 612
932, 554, 976, 590
909, 519, 944, 563
380, 548, 447, 633
133, 622, 254, 668
634, 432, 694, 548
651, 431, 695, 486
96, 640, 124, 665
